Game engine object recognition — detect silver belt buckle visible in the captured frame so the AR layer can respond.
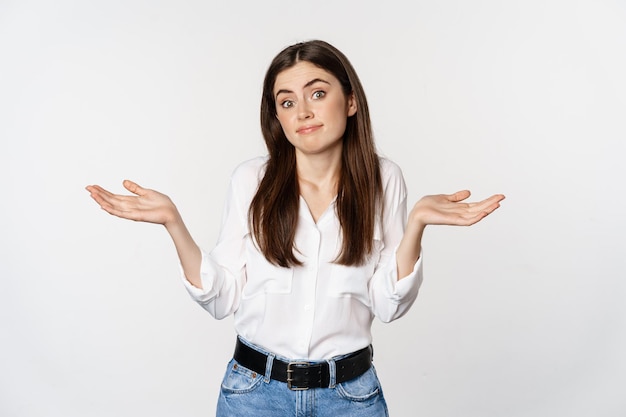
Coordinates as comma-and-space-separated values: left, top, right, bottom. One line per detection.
286, 361, 310, 391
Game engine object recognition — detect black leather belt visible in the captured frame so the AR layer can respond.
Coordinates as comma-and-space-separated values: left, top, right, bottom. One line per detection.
233, 338, 373, 390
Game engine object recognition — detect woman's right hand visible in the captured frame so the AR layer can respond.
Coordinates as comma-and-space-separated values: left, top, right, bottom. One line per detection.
86, 180, 180, 226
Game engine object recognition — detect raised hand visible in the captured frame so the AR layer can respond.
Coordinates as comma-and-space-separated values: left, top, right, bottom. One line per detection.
87, 180, 202, 286
409, 190, 505, 228
86, 180, 180, 226
396, 190, 505, 279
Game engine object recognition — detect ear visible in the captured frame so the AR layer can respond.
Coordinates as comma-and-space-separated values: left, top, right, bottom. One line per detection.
347, 92, 357, 116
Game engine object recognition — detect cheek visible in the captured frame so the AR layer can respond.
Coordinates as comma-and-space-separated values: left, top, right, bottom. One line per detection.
276, 115, 296, 142
329, 104, 350, 131
276, 109, 294, 124
275, 114, 289, 131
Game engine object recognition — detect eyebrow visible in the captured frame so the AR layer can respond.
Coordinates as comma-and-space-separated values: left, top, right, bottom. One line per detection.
275, 78, 331, 99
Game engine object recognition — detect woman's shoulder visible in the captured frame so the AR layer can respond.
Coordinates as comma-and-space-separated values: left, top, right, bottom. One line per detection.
377, 156, 407, 206
230, 155, 269, 183
378, 156, 405, 182
223, 156, 269, 201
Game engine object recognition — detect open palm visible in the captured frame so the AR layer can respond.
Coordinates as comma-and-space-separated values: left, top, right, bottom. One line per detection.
86, 180, 179, 226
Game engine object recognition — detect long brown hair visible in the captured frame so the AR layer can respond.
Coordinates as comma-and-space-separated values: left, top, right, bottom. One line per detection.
250, 40, 382, 267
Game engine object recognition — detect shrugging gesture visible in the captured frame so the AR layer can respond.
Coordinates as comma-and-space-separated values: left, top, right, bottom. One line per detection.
84, 40, 506, 416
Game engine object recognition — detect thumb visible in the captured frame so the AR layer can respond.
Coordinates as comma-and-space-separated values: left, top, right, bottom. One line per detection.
449, 190, 471, 202
122, 179, 145, 196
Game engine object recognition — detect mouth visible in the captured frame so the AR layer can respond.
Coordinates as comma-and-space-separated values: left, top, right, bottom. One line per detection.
296, 124, 322, 134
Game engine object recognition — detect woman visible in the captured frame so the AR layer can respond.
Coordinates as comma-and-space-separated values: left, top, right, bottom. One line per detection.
86, 40, 504, 416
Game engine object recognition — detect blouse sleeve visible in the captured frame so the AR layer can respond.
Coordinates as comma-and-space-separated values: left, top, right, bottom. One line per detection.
368, 159, 424, 323
180, 159, 261, 319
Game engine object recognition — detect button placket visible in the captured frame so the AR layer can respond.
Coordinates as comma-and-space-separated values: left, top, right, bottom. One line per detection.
299, 226, 321, 356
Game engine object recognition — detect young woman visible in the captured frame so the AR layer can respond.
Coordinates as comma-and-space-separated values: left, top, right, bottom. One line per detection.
87, 40, 504, 417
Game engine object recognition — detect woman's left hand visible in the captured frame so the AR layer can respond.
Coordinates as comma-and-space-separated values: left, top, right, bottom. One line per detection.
396, 190, 504, 279
408, 190, 505, 230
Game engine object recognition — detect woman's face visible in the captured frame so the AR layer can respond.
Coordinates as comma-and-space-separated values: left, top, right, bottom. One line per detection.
273, 61, 356, 158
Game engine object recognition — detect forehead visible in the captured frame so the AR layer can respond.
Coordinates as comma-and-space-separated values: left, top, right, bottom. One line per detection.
273, 61, 338, 93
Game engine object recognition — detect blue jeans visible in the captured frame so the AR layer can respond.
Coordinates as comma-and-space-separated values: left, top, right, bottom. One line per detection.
216, 339, 389, 417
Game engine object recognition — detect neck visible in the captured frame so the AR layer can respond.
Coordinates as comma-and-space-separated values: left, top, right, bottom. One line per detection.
295, 147, 342, 192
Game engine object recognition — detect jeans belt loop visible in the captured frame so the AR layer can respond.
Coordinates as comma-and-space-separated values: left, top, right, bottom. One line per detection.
326, 358, 337, 389
264, 352, 275, 383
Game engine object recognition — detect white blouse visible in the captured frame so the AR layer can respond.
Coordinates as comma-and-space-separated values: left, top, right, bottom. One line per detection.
182, 156, 423, 360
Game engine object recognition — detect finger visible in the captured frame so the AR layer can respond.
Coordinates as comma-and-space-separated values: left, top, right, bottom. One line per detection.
87, 185, 121, 205
480, 194, 505, 204
463, 201, 502, 225
88, 185, 140, 214
122, 180, 145, 196
85, 185, 110, 206
92, 191, 144, 220
482, 200, 502, 215
86, 184, 119, 201
86, 184, 149, 222
467, 194, 505, 212
101, 204, 141, 220
441, 198, 500, 221
448, 190, 471, 203
88, 189, 121, 212
453, 193, 503, 210
86, 184, 108, 195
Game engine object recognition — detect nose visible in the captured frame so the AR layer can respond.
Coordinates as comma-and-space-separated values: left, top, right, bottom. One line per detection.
297, 101, 313, 120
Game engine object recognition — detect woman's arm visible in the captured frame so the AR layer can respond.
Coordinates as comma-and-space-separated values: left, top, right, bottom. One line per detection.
86, 180, 203, 288
396, 190, 505, 279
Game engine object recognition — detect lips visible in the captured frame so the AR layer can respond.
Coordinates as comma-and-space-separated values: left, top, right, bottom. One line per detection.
296, 124, 322, 134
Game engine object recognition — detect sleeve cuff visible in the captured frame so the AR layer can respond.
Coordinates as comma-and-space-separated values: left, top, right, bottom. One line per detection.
180, 249, 221, 303
385, 247, 424, 303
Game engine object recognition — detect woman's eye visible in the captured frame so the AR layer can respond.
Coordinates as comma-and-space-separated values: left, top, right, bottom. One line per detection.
281, 100, 294, 109
312, 91, 325, 99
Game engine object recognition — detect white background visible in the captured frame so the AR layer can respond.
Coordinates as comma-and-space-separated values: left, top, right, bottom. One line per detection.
1, 0, 625, 416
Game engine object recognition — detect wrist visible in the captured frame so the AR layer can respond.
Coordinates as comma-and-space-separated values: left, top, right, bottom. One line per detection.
407, 208, 427, 233
163, 209, 184, 231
